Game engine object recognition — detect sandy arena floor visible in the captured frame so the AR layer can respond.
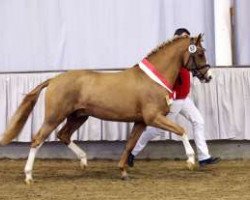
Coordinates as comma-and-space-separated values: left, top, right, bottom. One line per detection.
0, 159, 249, 200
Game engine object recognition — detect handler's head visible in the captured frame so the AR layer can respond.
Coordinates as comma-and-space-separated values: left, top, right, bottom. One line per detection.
174, 28, 190, 37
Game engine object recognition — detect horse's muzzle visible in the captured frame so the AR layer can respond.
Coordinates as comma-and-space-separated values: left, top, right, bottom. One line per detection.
204, 69, 213, 83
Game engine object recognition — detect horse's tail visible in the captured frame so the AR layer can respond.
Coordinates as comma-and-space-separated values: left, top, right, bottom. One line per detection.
0, 79, 51, 145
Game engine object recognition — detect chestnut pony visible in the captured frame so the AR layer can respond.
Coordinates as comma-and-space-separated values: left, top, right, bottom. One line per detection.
0, 34, 211, 183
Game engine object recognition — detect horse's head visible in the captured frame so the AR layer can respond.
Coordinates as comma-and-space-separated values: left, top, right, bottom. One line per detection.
184, 34, 212, 83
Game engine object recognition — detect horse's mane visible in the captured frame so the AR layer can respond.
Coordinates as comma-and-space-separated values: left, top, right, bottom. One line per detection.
146, 35, 189, 58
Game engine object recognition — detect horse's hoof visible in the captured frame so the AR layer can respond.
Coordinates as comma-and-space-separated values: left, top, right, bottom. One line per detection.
186, 161, 195, 171
80, 159, 87, 170
80, 164, 87, 170
121, 175, 130, 181
121, 170, 129, 181
25, 178, 34, 185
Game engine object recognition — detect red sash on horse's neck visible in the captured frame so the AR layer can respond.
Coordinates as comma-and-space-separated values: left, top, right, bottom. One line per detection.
139, 58, 175, 98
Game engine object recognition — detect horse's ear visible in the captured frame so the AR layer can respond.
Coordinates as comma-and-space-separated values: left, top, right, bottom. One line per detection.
195, 33, 203, 45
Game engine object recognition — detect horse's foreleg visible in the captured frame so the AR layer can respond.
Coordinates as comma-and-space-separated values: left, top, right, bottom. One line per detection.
57, 115, 89, 169
118, 122, 146, 180
148, 114, 195, 170
25, 121, 60, 184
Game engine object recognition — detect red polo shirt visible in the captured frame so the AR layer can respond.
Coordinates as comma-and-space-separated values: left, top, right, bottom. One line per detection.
173, 67, 190, 99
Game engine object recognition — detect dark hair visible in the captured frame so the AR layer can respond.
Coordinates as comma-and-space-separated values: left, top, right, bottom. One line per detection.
174, 28, 190, 36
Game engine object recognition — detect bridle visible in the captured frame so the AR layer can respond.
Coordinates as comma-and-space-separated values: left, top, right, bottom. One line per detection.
184, 37, 211, 82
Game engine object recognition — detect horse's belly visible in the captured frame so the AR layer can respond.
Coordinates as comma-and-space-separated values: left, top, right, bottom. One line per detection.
84, 104, 142, 122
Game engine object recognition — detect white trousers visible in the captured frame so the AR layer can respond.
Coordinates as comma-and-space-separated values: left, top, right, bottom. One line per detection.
132, 97, 211, 161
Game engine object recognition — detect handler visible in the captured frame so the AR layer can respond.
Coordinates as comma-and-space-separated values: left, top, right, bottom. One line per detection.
128, 28, 221, 167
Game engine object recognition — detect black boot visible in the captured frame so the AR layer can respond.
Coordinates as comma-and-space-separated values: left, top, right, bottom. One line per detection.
127, 153, 135, 167
199, 157, 221, 167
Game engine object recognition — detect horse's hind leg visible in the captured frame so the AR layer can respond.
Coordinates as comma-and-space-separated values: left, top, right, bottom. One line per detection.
118, 122, 146, 180
57, 114, 89, 169
25, 120, 62, 184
